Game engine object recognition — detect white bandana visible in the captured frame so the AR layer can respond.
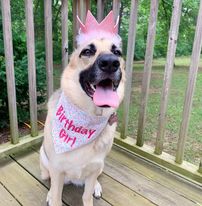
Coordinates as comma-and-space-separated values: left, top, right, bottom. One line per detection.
52, 92, 109, 154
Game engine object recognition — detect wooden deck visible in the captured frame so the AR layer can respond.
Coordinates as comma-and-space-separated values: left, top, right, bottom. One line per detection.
0, 145, 201, 206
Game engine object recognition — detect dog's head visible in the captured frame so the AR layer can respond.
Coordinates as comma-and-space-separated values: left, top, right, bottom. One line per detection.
61, 11, 125, 112
78, 38, 125, 108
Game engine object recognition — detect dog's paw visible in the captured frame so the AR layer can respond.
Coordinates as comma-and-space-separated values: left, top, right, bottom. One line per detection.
46, 191, 63, 206
93, 181, 102, 199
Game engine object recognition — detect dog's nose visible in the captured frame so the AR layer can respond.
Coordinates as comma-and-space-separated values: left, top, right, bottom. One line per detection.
98, 54, 120, 73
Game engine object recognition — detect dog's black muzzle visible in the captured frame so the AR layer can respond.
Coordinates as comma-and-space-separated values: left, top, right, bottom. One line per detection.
79, 53, 122, 98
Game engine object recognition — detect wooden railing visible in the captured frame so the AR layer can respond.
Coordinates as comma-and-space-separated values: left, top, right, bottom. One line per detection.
117, 0, 202, 184
0, 0, 201, 185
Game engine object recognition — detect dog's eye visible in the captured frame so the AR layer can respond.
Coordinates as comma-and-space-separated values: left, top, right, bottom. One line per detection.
80, 49, 95, 57
84, 49, 91, 56
112, 49, 122, 57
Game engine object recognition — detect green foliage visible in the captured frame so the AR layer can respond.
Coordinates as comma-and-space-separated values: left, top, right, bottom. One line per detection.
0, 4, 46, 128
0, 51, 46, 128
120, 0, 200, 59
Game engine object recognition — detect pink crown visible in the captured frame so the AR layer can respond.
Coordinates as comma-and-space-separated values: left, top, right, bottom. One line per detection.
76, 10, 121, 46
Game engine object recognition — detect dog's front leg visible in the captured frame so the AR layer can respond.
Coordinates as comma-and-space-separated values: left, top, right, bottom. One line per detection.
47, 170, 65, 206
82, 162, 104, 206
82, 173, 99, 206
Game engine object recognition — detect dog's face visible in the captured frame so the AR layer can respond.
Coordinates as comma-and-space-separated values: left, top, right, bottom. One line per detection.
62, 38, 125, 110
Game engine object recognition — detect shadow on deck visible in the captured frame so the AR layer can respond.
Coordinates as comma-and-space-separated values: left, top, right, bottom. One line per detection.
0, 145, 201, 206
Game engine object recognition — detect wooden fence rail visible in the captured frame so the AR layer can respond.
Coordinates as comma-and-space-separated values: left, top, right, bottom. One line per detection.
0, 0, 201, 184
137, 0, 159, 147
155, 0, 182, 155
61, 0, 69, 69
25, 0, 38, 137
1, 0, 19, 144
176, 0, 202, 164
121, 0, 138, 139
44, 0, 54, 99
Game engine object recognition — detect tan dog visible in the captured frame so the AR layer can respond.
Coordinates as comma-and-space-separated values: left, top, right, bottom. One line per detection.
40, 30, 125, 206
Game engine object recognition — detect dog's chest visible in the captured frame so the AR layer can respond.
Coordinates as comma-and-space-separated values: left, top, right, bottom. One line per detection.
54, 126, 114, 180
59, 147, 106, 179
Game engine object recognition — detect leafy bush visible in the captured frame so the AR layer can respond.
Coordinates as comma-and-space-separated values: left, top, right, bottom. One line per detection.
0, 40, 46, 128
0, 3, 46, 128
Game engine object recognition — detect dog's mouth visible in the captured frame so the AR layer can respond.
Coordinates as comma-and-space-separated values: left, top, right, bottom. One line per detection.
83, 78, 120, 108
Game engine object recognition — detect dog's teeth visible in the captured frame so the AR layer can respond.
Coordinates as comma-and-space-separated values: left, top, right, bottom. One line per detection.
90, 84, 96, 91
113, 83, 117, 91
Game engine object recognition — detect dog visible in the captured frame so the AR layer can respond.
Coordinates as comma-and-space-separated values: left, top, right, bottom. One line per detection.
40, 11, 125, 206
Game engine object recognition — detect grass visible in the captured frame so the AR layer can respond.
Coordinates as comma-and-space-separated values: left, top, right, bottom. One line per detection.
53, 56, 202, 165
117, 56, 202, 165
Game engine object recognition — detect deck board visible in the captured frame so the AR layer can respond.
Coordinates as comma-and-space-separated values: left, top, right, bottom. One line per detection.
0, 183, 21, 206
0, 156, 47, 206
108, 147, 202, 205
104, 157, 197, 206
0, 146, 201, 206
10, 148, 110, 206
11, 148, 155, 206
10, 149, 107, 206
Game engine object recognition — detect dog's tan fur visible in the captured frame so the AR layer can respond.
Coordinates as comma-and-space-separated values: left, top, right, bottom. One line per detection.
40, 39, 125, 206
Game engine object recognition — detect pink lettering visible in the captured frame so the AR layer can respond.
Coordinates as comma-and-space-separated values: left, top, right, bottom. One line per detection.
59, 128, 76, 147
56, 105, 63, 116
57, 110, 97, 141
59, 111, 65, 121
64, 133, 69, 142
81, 128, 88, 135
59, 128, 66, 139
66, 137, 76, 147
67, 120, 75, 131
60, 114, 66, 123
88, 129, 96, 139
75, 126, 82, 133
64, 119, 69, 128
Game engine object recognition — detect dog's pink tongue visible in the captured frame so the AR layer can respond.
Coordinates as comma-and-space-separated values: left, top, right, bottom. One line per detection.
93, 86, 119, 108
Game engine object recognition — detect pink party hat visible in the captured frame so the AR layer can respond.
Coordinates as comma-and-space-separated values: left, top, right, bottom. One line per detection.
76, 10, 121, 46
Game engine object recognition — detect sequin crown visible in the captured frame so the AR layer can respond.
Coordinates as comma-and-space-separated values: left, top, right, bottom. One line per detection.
76, 10, 121, 46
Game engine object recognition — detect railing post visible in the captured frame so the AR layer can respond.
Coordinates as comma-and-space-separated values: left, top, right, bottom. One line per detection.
121, 0, 138, 139
155, 0, 182, 155
78, 0, 90, 22
44, 0, 53, 100
61, 0, 68, 70
112, 0, 120, 21
136, 0, 159, 147
176, 0, 202, 164
97, 0, 104, 22
74, 0, 89, 48
25, 0, 38, 137
72, 0, 78, 48
1, 0, 19, 144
